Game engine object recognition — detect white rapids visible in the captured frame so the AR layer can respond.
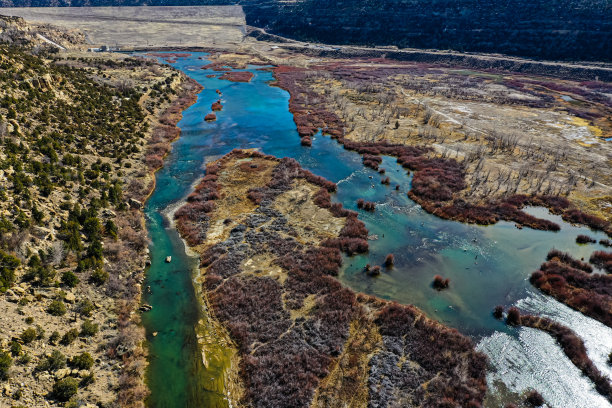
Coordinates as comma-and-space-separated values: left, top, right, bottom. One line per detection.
478, 292, 612, 408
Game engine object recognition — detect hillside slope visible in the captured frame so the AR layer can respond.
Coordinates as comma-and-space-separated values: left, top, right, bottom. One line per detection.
0, 19, 202, 407
2, 0, 612, 61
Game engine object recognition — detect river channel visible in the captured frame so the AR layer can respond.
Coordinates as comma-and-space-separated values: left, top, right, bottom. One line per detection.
141, 52, 612, 408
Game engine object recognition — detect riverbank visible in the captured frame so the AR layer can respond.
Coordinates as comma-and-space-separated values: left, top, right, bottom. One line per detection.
0, 26, 202, 406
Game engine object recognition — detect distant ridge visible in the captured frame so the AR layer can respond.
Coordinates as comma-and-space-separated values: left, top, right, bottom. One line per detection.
2, 0, 611, 62
0, 6, 246, 47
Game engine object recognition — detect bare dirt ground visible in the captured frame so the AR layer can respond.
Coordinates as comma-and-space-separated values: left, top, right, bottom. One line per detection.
1, 6, 246, 48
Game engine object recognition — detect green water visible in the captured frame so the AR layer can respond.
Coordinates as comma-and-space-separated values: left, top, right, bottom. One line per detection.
141, 52, 611, 407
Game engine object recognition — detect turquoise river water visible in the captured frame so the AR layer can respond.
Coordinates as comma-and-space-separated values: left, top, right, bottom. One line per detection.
140, 52, 612, 408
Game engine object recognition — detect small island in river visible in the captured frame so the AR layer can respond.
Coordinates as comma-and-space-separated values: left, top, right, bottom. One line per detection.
175, 149, 487, 407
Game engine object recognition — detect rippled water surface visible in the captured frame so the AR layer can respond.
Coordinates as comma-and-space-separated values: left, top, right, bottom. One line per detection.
141, 52, 611, 408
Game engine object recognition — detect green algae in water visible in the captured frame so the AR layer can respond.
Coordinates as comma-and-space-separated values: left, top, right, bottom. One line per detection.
142, 52, 612, 407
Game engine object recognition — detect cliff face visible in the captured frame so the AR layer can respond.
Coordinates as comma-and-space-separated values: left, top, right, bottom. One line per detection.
3, 0, 611, 61
176, 149, 488, 408
241, 0, 612, 61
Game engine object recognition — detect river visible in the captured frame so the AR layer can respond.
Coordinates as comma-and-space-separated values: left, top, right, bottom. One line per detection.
140, 52, 612, 408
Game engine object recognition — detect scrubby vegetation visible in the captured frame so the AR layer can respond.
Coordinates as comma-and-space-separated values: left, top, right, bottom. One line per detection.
525, 390, 545, 407
506, 307, 521, 326
493, 305, 504, 319
0, 250, 20, 291
530, 249, 612, 327
600, 239, 612, 248
176, 150, 487, 407
590, 251, 612, 273
432, 274, 450, 290
273, 65, 612, 237
0, 351, 11, 381
576, 234, 596, 244
0, 39, 201, 407
383, 253, 394, 267
356, 198, 375, 212
51, 377, 79, 402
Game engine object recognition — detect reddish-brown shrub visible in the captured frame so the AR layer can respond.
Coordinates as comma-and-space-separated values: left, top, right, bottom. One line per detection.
211, 100, 223, 111
506, 307, 521, 325
175, 159, 222, 246
525, 390, 544, 406
370, 265, 381, 276
546, 249, 593, 272
493, 305, 504, 319
433, 275, 450, 290
313, 188, 331, 208
562, 209, 610, 232
372, 301, 487, 405
576, 234, 596, 244
219, 71, 254, 82
384, 253, 394, 267
299, 169, 337, 192
530, 258, 612, 327
362, 201, 376, 212
362, 154, 382, 170
590, 251, 612, 273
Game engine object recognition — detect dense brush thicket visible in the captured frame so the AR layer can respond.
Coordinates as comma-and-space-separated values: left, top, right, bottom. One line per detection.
176, 150, 488, 408
530, 250, 612, 327
590, 251, 612, 273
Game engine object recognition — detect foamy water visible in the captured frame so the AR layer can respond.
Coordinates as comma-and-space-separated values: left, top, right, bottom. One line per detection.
517, 293, 612, 380
478, 293, 612, 408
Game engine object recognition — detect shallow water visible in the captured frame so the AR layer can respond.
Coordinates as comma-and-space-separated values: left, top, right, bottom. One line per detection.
141, 52, 611, 407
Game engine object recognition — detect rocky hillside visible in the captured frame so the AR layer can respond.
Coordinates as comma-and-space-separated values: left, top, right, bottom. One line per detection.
0, 14, 85, 48
3, 0, 612, 61
0, 33, 201, 407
